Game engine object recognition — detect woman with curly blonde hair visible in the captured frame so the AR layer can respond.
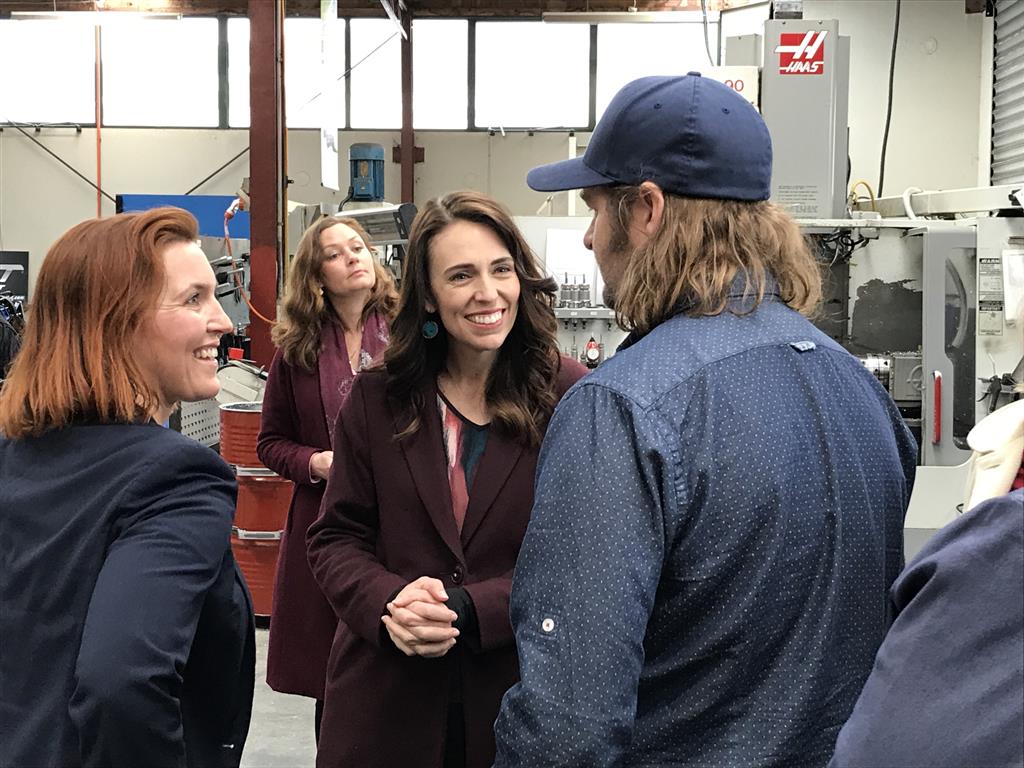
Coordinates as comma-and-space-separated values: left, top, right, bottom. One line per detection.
257, 214, 397, 743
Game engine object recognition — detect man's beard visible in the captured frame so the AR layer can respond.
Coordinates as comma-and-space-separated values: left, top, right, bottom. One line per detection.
601, 219, 633, 310
602, 284, 616, 309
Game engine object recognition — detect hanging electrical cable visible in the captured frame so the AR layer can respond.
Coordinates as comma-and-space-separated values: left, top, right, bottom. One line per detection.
94, 24, 103, 218
223, 198, 276, 326
849, 179, 877, 212
700, 0, 717, 67
877, 0, 902, 197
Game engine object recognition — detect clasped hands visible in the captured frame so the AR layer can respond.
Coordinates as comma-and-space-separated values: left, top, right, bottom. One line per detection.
381, 576, 459, 658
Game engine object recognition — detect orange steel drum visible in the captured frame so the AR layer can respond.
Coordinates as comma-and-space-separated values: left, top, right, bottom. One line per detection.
232, 470, 291, 617
220, 399, 292, 617
219, 402, 263, 468
235, 473, 292, 532
231, 534, 281, 616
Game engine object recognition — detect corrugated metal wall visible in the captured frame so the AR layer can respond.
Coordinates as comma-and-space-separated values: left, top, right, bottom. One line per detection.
992, 0, 1024, 185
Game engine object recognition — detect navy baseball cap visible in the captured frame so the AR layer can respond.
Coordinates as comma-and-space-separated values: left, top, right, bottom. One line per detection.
527, 73, 772, 202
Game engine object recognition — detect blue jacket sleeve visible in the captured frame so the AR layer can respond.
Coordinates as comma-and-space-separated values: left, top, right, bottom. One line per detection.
68, 442, 237, 768
493, 383, 677, 768
828, 489, 1024, 768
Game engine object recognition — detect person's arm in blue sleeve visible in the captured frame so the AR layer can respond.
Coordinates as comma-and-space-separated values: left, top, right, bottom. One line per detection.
828, 489, 1024, 768
493, 382, 677, 768
69, 443, 237, 768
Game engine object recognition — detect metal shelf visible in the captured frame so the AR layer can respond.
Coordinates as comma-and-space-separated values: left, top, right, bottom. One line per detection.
554, 307, 616, 320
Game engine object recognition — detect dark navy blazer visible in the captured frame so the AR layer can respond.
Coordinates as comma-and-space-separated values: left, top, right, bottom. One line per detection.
0, 422, 254, 768
830, 489, 1024, 768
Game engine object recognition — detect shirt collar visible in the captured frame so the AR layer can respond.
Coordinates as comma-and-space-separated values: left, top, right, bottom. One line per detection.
616, 273, 783, 352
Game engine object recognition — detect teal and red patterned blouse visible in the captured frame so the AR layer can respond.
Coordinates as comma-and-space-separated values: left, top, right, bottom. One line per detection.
437, 392, 490, 531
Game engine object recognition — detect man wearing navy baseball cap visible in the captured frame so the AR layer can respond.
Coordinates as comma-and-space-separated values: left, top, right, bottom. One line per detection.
493, 74, 917, 768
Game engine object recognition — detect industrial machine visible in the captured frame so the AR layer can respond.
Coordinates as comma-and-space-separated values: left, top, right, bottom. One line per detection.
348, 143, 386, 203
527, 17, 1023, 558
752, 19, 1021, 556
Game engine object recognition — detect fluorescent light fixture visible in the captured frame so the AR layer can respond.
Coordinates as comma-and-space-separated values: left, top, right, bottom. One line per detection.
10, 11, 181, 25
542, 11, 716, 23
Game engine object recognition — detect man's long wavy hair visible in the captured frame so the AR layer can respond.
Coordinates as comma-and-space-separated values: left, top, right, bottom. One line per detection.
384, 191, 560, 448
0, 207, 196, 439
272, 215, 398, 371
606, 186, 822, 337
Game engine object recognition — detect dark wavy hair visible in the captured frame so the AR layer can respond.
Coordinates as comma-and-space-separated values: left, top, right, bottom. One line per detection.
384, 190, 560, 448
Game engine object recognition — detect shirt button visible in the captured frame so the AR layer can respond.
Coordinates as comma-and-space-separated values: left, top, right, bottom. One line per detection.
451, 565, 464, 584
541, 617, 555, 633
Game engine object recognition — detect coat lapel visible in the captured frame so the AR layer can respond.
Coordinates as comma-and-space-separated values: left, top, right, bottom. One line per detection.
460, 430, 523, 548
394, 381, 465, 562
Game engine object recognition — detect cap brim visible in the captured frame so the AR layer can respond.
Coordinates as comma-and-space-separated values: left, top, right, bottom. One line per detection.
526, 157, 617, 193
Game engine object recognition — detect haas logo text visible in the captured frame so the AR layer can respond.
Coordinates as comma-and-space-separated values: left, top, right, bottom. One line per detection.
775, 31, 827, 75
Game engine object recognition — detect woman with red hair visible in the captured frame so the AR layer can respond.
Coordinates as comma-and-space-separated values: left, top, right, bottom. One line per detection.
0, 208, 254, 768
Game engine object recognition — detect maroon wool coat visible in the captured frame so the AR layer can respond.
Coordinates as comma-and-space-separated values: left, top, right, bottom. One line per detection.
256, 348, 337, 699
307, 358, 586, 768
257, 310, 390, 700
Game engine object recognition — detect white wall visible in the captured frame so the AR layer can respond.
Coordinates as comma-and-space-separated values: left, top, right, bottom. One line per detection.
805, 0, 985, 197
0, 127, 580, 292
0, 0, 987, 295
0, 127, 252, 293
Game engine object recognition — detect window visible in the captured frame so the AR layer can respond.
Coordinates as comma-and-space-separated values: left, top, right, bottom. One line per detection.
475, 22, 590, 129
228, 18, 347, 130
413, 19, 468, 129
0, 20, 96, 124
349, 19, 402, 129
226, 18, 249, 128
102, 18, 219, 127
596, 23, 718, 121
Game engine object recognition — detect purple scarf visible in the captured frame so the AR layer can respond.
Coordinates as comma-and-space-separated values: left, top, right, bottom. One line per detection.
318, 309, 390, 446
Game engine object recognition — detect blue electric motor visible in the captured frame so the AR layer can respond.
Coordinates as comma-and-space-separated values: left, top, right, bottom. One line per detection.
349, 143, 385, 202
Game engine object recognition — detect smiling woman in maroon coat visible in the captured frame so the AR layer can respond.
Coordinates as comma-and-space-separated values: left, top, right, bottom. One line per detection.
256, 215, 397, 743
307, 191, 587, 768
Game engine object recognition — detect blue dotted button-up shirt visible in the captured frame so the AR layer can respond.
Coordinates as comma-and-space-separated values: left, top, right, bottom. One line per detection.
494, 290, 917, 768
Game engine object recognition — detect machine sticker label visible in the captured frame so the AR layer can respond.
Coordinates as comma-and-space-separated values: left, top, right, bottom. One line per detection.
0, 251, 28, 303
773, 184, 820, 217
776, 31, 827, 75
979, 257, 1004, 336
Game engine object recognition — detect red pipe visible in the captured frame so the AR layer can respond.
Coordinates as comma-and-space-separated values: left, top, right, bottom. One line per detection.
94, 24, 102, 218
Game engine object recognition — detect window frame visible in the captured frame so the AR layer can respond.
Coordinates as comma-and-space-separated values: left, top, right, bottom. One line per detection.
100, 14, 223, 130
3, 13, 723, 133
471, 17, 594, 132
